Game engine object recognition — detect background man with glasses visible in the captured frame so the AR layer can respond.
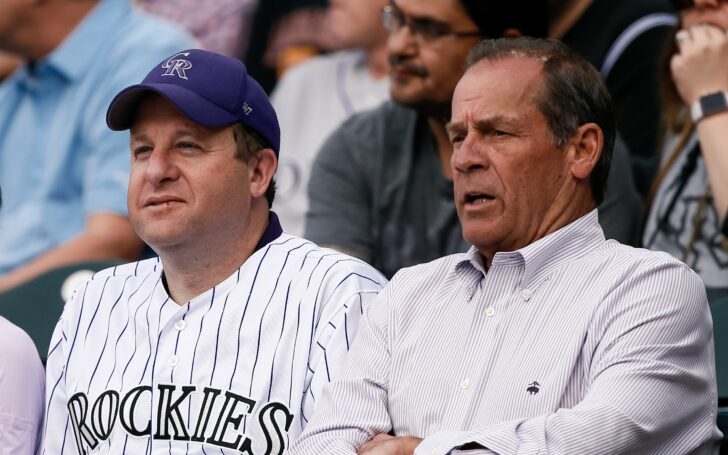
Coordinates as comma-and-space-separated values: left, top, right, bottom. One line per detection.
303, 0, 642, 279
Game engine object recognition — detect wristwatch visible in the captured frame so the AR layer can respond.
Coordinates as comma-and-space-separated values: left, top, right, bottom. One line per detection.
690, 91, 728, 123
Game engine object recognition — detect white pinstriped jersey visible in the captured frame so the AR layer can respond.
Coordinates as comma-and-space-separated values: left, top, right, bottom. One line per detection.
41, 232, 386, 455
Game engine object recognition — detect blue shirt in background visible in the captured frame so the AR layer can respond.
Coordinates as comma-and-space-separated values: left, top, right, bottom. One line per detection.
0, 0, 194, 274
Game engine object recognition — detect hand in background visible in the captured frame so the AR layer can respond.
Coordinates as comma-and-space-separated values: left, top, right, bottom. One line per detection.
671, 23, 728, 105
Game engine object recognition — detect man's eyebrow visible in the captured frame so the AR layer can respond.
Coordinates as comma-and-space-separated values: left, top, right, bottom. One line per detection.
473, 115, 521, 131
445, 120, 465, 136
130, 127, 202, 142
391, 1, 449, 27
129, 131, 149, 143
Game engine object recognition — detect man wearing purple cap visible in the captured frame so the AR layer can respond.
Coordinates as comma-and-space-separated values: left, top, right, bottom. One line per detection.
41, 49, 386, 455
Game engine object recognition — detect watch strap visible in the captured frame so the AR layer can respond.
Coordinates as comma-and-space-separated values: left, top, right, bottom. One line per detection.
691, 91, 728, 123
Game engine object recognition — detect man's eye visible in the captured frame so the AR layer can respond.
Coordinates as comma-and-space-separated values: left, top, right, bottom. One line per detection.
133, 146, 152, 156
178, 142, 199, 149
450, 134, 465, 144
414, 20, 448, 39
493, 130, 509, 137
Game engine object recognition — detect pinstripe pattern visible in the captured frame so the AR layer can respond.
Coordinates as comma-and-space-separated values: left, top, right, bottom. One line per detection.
291, 211, 722, 455
41, 233, 386, 454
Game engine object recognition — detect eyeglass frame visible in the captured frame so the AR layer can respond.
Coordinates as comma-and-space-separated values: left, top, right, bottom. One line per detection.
381, 4, 482, 43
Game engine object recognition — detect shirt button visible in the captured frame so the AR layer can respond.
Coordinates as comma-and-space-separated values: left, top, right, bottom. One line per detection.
460, 378, 471, 389
521, 288, 533, 301
174, 320, 187, 331
168, 355, 179, 367
485, 306, 496, 317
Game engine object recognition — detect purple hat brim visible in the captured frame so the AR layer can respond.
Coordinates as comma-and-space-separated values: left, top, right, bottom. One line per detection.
106, 82, 239, 131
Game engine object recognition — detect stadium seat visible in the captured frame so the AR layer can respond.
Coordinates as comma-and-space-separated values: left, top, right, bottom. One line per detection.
713, 296, 728, 404
0, 261, 120, 364
711, 296, 728, 453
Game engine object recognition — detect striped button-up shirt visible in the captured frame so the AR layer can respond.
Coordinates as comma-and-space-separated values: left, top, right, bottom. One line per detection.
290, 210, 722, 454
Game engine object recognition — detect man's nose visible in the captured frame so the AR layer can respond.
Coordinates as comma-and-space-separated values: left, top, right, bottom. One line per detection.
452, 137, 489, 174
145, 148, 179, 185
387, 23, 418, 56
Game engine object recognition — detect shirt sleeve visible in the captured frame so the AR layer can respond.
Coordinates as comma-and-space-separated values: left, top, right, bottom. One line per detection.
304, 118, 375, 263
301, 266, 386, 425
0, 318, 45, 455
291, 280, 394, 454
414, 261, 719, 455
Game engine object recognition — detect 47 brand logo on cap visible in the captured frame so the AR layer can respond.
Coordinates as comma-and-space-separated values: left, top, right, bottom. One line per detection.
161, 52, 192, 80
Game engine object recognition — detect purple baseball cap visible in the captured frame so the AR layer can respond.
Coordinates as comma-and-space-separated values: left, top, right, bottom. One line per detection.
106, 49, 280, 155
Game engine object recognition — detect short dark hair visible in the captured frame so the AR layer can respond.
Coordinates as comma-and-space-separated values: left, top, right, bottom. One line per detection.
466, 37, 615, 205
232, 123, 277, 208
459, 0, 548, 38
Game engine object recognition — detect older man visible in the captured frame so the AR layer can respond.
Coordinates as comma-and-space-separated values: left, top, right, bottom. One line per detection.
42, 49, 385, 454
304, 0, 642, 279
290, 38, 720, 455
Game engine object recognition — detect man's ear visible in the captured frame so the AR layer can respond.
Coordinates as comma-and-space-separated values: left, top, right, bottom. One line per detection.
249, 148, 277, 199
567, 123, 602, 181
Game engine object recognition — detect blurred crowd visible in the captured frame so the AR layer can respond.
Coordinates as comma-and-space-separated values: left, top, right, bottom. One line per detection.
0, 0, 725, 297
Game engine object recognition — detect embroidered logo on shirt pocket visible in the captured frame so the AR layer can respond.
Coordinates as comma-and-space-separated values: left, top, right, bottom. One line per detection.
526, 381, 541, 395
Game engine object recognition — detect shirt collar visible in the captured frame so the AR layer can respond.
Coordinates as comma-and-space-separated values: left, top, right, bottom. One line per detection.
456, 209, 605, 286
42, 0, 131, 81
253, 211, 284, 253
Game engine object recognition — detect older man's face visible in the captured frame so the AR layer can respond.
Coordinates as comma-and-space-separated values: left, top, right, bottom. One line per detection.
448, 57, 576, 259
128, 94, 254, 253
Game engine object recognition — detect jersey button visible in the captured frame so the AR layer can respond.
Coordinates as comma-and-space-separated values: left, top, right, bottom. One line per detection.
174, 320, 187, 331
460, 378, 471, 390
168, 355, 179, 367
485, 307, 495, 317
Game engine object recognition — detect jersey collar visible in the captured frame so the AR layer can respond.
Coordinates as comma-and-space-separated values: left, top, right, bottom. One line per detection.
253, 211, 284, 253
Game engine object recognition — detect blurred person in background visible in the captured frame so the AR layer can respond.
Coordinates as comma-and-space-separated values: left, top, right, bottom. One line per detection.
136, 0, 257, 57
305, 0, 642, 278
644, 0, 728, 302
245, 0, 337, 93
271, 0, 390, 236
550, 0, 678, 197
0, 0, 193, 292
0, 317, 44, 455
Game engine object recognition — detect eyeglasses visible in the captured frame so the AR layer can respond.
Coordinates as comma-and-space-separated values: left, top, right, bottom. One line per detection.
381, 4, 481, 43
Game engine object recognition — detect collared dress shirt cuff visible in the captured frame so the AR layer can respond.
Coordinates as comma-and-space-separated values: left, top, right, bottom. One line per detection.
414, 431, 473, 455
415, 426, 547, 455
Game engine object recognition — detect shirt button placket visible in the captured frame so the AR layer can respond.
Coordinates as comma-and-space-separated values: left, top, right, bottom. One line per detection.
460, 377, 471, 390
521, 288, 533, 301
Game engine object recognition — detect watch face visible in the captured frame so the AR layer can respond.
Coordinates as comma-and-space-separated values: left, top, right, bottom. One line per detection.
701, 92, 728, 116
